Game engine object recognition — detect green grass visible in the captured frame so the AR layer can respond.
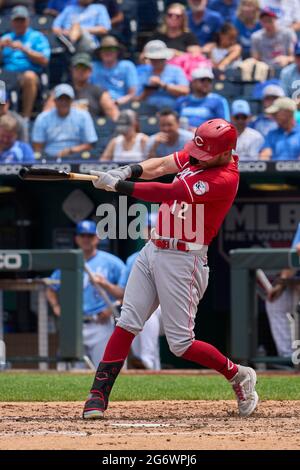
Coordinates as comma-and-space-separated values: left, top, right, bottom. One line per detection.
0, 373, 300, 402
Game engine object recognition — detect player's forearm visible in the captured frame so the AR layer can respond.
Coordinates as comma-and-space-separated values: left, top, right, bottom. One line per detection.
116, 180, 188, 202
46, 288, 59, 309
102, 283, 124, 300
139, 158, 172, 179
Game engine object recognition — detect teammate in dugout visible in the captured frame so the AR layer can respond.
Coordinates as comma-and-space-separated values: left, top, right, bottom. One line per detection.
82, 118, 259, 419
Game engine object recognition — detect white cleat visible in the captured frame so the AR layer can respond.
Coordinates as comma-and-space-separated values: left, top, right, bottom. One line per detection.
230, 365, 259, 417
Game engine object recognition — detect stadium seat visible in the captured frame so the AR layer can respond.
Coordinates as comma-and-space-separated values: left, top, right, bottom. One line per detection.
31, 15, 54, 33
139, 116, 159, 135
47, 33, 70, 87
213, 80, 243, 100
125, 101, 160, 116
0, 15, 10, 36
94, 117, 116, 154
0, 69, 20, 110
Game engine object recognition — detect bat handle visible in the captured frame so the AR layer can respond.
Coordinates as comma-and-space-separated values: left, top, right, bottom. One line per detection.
69, 173, 99, 182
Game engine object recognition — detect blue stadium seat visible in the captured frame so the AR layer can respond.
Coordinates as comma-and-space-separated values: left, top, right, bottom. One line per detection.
213, 80, 243, 100
124, 100, 160, 116
94, 117, 116, 153
31, 15, 54, 33
139, 116, 159, 135
0, 15, 10, 36
0, 69, 20, 110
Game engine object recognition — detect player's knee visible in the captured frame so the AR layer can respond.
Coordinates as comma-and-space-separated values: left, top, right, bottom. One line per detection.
167, 338, 193, 357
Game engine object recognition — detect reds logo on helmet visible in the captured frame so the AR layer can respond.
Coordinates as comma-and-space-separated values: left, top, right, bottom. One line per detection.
194, 136, 204, 147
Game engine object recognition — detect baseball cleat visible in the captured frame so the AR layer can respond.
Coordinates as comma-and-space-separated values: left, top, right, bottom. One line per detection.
230, 365, 259, 417
83, 393, 105, 420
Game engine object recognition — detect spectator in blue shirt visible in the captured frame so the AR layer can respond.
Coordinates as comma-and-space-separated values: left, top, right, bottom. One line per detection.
0, 6, 50, 118
52, 0, 111, 53
208, 0, 239, 23
280, 41, 300, 98
233, 0, 261, 59
250, 84, 285, 137
176, 67, 230, 128
32, 84, 98, 159
187, 0, 224, 46
145, 108, 193, 158
44, 0, 77, 16
137, 40, 189, 110
260, 97, 300, 161
0, 114, 34, 163
91, 35, 138, 106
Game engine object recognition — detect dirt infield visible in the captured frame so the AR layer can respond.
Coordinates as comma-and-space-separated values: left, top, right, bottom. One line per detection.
1, 400, 300, 450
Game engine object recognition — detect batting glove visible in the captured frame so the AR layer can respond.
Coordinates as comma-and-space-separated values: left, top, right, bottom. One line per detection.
90, 170, 119, 192
106, 165, 132, 181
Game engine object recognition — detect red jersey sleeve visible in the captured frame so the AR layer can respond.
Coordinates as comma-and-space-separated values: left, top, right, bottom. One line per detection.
173, 150, 189, 170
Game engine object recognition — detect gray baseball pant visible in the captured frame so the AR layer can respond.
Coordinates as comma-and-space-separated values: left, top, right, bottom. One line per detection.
117, 240, 209, 357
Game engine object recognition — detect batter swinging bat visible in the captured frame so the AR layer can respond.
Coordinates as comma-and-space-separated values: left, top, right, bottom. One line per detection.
19, 167, 98, 182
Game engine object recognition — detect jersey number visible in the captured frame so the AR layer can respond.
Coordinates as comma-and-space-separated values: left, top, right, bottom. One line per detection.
171, 200, 189, 220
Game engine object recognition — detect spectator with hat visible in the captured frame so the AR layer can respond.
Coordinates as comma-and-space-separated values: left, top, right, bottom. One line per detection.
137, 40, 189, 109
251, 7, 296, 69
44, 52, 119, 120
260, 97, 300, 161
52, 0, 111, 53
176, 67, 230, 128
32, 84, 97, 159
280, 42, 300, 98
145, 108, 193, 158
250, 84, 285, 137
101, 110, 149, 162
0, 113, 34, 163
90, 35, 138, 106
231, 99, 264, 160
187, 0, 224, 47
0, 6, 50, 118
259, 0, 300, 32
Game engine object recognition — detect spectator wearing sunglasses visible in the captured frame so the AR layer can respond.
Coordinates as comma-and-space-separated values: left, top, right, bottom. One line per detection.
260, 97, 300, 161
231, 99, 264, 160
90, 35, 138, 106
176, 67, 230, 129
153, 3, 200, 57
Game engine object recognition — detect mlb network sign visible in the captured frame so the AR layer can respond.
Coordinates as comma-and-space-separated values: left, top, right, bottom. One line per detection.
0, 252, 32, 271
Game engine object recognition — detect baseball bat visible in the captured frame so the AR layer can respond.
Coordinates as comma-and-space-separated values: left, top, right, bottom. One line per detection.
19, 167, 98, 182
84, 264, 120, 322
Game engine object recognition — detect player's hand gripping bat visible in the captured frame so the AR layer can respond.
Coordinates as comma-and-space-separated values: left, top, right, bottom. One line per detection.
19, 167, 99, 182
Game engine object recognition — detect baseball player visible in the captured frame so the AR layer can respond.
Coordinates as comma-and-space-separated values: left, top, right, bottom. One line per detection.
82, 118, 259, 419
46, 220, 126, 367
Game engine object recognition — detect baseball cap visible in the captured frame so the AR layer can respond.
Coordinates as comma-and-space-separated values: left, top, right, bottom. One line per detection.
76, 220, 97, 235
231, 99, 251, 117
262, 84, 285, 98
98, 35, 121, 50
184, 119, 237, 162
11, 5, 29, 20
144, 40, 173, 60
295, 41, 300, 56
71, 53, 92, 68
115, 110, 136, 134
260, 7, 278, 19
54, 84, 75, 100
265, 97, 297, 114
191, 67, 214, 81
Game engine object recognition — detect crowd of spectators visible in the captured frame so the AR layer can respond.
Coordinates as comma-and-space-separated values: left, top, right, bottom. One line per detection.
2, 0, 300, 162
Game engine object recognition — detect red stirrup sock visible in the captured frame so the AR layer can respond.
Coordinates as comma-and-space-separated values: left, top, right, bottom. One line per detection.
102, 326, 135, 362
182, 340, 238, 380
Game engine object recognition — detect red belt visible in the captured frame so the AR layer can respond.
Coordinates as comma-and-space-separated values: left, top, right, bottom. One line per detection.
152, 238, 190, 252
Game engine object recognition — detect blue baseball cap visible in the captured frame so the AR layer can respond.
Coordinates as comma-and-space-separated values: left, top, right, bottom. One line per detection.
76, 220, 97, 235
295, 41, 300, 56
231, 99, 251, 117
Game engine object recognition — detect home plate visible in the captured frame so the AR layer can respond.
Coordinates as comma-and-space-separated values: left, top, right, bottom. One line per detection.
110, 423, 170, 428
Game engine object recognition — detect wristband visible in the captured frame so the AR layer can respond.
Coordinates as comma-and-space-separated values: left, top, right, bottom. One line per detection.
129, 164, 143, 178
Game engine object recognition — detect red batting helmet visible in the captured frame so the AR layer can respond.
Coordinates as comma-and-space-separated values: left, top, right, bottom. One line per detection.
184, 119, 238, 161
